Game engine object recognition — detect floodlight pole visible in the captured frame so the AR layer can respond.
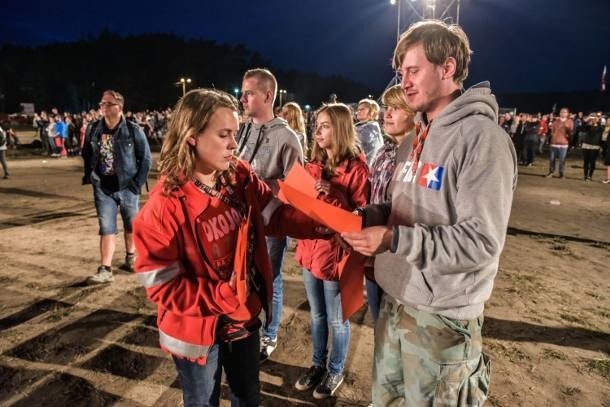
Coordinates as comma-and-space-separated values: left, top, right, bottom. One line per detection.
439, 0, 462, 24
390, 0, 404, 86
396, 0, 401, 44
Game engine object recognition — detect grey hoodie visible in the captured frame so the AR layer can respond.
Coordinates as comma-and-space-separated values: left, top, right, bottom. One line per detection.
237, 117, 304, 194
365, 82, 518, 320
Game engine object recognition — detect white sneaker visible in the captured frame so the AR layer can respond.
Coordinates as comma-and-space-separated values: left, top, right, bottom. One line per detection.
260, 336, 277, 362
87, 266, 114, 284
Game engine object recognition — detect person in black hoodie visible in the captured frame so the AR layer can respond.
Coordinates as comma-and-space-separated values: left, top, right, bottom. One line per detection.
522, 115, 540, 166
581, 114, 603, 181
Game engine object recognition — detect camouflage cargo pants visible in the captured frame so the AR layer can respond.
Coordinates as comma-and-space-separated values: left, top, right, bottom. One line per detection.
373, 294, 490, 406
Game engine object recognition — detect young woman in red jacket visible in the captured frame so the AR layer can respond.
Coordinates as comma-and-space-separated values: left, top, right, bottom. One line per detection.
132, 89, 323, 407
293, 103, 370, 399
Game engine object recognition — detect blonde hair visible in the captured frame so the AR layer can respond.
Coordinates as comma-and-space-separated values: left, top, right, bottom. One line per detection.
381, 85, 415, 136
393, 20, 472, 85
311, 103, 360, 176
282, 102, 306, 134
158, 88, 239, 193
282, 102, 308, 156
358, 98, 380, 122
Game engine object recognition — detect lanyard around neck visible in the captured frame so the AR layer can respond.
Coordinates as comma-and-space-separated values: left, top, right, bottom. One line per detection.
409, 121, 432, 174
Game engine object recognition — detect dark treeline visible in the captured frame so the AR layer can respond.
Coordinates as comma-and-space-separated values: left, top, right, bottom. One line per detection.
0, 31, 374, 113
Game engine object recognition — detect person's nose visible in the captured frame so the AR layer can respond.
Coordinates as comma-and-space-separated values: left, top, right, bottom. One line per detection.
228, 135, 238, 150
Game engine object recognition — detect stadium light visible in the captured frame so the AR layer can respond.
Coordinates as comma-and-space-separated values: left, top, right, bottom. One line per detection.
176, 77, 192, 97
279, 89, 287, 106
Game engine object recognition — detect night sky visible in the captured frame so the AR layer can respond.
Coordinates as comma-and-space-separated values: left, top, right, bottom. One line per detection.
1, 0, 609, 94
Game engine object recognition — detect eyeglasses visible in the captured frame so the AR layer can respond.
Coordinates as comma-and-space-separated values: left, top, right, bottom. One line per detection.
99, 102, 119, 108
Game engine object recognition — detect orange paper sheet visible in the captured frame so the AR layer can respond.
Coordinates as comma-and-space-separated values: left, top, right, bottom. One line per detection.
338, 252, 366, 321
234, 207, 251, 306
277, 162, 317, 202
278, 181, 362, 232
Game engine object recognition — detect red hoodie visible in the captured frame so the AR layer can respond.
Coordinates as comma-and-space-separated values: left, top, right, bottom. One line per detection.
133, 159, 320, 364
295, 155, 370, 280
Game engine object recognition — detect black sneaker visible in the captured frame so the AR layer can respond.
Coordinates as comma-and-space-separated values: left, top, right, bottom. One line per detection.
295, 365, 327, 391
120, 253, 136, 272
313, 372, 344, 399
259, 336, 277, 363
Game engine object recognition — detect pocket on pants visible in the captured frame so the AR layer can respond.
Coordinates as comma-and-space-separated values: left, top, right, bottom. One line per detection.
433, 353, 490, 407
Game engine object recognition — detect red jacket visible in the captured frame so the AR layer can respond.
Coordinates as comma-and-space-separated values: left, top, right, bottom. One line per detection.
134, 159, 320, 363
295, 155, 370, 280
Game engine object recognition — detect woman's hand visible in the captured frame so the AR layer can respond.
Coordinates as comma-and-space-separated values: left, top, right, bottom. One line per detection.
314, 179, 332, 196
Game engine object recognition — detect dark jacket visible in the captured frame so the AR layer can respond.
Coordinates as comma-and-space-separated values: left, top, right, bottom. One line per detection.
82, 117, 151, 194
581, 123, 603, 147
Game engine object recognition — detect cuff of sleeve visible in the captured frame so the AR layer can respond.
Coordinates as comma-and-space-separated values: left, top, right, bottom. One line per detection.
354, 207, 366, 228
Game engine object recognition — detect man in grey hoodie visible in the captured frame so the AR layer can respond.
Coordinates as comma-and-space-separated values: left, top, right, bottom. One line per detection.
237, 68, 304, 362
342, 21, 517, 406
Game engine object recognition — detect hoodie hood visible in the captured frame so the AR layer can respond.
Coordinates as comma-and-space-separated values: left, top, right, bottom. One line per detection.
237, 116, 303, 193
417, 82, 499, 130
251, 116, 290, 132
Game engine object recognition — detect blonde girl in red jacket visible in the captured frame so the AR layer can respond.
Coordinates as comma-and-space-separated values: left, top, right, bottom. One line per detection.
293, 103, 370, 399
133, 89, 322, 407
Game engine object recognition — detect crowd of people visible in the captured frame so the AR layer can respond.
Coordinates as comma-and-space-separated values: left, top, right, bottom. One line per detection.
3, 18, 607, 407
499, 109, 610, 182
27, 108, 173, 159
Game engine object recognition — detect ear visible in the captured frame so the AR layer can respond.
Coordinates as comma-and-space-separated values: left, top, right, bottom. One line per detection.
265, 90, 273, 104
441, 57, 457, 80
187, 136, 197, 147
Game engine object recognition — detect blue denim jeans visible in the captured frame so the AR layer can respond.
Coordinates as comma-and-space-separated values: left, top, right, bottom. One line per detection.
261, 236, 286, 340
93, 185, 139, 235
302, 268, 350, 375
172, 332, 260, 407
365, 278, 384, 322
537, 135, 546, 154
549, 146, 568, 176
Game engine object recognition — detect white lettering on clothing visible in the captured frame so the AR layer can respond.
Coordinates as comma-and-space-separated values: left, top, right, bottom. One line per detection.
201, 208, 244, 243
398, 160, 422, 183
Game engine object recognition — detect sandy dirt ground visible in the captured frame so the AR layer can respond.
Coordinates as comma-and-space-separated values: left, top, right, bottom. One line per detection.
0, 136, 609, 406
